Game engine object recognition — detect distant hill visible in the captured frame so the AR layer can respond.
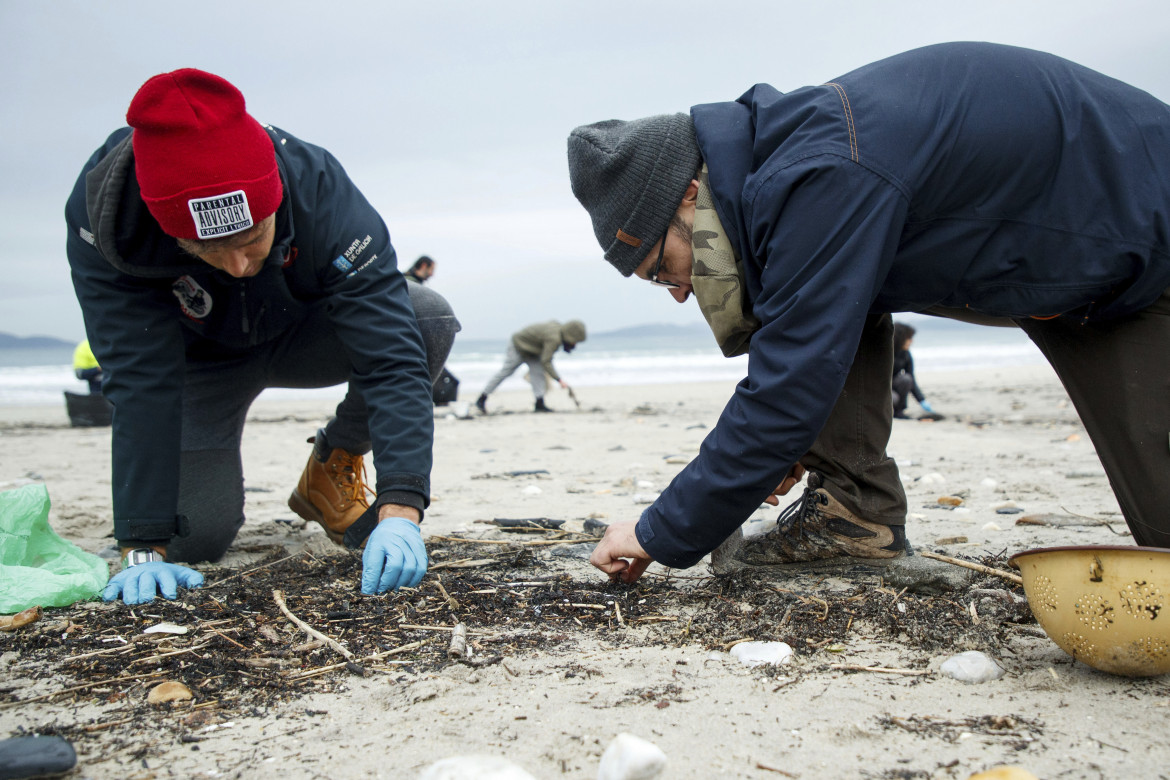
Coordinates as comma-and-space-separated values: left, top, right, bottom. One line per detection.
590, 322, 710, 340
0, 331, 76, 350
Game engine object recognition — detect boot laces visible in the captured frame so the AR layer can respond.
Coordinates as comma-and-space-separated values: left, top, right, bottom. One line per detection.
331, 452, 374, 507
775, 482, 829, 539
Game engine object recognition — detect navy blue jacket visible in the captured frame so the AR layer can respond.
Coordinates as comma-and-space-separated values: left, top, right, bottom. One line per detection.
65, 125, 432, 544
637, 42, 1170, 567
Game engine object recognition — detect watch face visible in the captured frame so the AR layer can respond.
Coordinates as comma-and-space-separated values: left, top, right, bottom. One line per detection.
124, 548, 162, 566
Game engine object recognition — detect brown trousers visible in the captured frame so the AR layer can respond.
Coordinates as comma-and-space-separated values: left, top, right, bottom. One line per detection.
806, 292, 1170, 548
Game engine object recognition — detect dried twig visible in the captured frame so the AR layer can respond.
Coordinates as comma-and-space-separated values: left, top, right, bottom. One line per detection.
918, 550, 1023, 585
829, 663, 932, 676
272, 590, 355, 663
0, 671, 166, 709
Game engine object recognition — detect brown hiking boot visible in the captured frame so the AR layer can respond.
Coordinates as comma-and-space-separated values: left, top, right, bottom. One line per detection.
288, 430, 372, 544
734, 473, 910, 567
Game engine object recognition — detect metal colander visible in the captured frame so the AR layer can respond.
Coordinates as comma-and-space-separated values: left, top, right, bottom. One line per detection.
1009, 545, 1170, 677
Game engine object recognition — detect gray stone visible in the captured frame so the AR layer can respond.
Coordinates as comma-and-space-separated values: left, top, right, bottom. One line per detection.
882, 554, 976, 595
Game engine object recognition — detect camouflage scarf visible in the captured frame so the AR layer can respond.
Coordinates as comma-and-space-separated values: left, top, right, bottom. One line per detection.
691, 165, 760, 357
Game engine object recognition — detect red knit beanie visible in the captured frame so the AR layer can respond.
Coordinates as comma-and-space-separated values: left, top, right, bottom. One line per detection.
127, 68, 282, 240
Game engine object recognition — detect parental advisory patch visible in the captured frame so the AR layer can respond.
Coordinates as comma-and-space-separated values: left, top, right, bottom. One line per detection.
188, 190, 253, 239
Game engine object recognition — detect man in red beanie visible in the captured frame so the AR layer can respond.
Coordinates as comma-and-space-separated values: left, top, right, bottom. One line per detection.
66, 69, 460, 605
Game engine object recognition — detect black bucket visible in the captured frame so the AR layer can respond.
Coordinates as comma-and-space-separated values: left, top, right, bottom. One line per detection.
63, 391, 113, 428
432, 367, 459, 406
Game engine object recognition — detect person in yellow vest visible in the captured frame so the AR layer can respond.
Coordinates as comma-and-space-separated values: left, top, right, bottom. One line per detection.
72, 339, 103, 394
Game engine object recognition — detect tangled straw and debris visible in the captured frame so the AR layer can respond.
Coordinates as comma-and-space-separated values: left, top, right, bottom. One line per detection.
1, 534, 1036, 752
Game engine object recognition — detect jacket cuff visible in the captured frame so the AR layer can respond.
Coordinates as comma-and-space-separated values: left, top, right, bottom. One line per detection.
635, 507, 703, 569
115, 515, 188, 545
374, 490, 426, 521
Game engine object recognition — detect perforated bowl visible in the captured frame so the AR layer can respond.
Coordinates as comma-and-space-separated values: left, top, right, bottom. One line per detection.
1009, 545, 1170, 676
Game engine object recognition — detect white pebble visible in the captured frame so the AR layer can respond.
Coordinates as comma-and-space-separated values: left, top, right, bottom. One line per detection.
598, 733, 667, 780
919, 472, 946, 485
991, 500, 1018, 510
521, 485, 542, 496
982, 522, 1002, 531
729, 641, 793, 667
636, 480, 654, 489
980, 478, 998, 488
631, 493, 658, 505
419, 756, 537, 780
952, 507, 971, 516
940, 651, 1005, 683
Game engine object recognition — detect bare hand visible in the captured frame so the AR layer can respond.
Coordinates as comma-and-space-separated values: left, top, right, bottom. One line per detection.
763, 463, 806, 506
589, 519, 653, 584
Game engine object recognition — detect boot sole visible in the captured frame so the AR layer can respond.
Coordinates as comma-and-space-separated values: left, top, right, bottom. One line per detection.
287, 490, 346, 545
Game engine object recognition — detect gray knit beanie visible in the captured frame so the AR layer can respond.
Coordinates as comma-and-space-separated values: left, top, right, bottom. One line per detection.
567, 113, 702, 276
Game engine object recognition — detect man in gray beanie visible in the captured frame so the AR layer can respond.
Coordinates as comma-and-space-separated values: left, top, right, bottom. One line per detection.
567, 42, 1170, 585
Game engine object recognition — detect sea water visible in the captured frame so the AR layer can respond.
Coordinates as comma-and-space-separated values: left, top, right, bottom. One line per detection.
0, 318, 1043, 407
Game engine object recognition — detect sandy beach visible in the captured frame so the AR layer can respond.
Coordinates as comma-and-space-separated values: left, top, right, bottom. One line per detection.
2, 363, 1167, 779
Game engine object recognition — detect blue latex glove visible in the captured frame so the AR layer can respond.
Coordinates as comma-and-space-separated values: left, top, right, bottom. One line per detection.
103, 561, 204, 605
920, 400, 935, 413
362, 516, 427, 594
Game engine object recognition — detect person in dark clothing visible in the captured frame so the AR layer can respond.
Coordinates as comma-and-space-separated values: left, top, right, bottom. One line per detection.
405, 255, 435, 284
566, 42, 1170, 584
891, 322, 934, 419
66, 69, 460, 604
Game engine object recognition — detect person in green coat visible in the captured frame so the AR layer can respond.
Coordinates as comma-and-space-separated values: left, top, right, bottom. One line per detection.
476, 320, 586, 413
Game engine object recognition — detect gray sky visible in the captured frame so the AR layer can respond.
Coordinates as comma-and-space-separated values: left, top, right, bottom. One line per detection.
2, 0, 1168, 341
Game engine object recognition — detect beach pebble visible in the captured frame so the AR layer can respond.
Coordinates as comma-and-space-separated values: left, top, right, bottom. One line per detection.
729, 641, 793, 667
521, 485, 542, 496
632, 493, 658, 505
636, 480, 654, 489
940, 651, 1005, 683
982, 522, 1003, 531
418, 756, 537, 780
991, 500, 1019, 511
952, 507, 971, 517
583, 518, 610, 537
980, 478, 998, 488
597, 733, 667, 780
919, 472, 946, 485
937, 496, 963, 507
664, 456, 690, 465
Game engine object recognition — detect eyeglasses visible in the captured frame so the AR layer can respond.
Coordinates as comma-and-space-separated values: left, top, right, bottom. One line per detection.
647, 234, 680, 289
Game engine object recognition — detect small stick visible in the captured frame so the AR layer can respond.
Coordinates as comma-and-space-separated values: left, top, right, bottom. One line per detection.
755, 764, 798, 778
61, 644, 136, 663
206, 553, 304, 588
435, 576, 460, 611
829, 663, 932, 676
448, 623, 468, 659
614, 602, 625, 628
272, 590, 355, 663
918, 551, 1023, 585
206, 627, 246, 649
0, 671, 166, 710
430, 559, 499, 571
397, 623, 488, 634
132, 641, 213, 666
284, 639, 430, 681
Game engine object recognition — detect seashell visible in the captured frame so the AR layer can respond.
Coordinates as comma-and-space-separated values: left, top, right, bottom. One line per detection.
143, 623, 188, 635
0, 606, 42, 632
146, 680, 193, 705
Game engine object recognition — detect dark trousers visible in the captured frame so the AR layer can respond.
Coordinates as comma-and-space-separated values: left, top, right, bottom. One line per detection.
806, 292, 1170, 548
168, 283, 460, 562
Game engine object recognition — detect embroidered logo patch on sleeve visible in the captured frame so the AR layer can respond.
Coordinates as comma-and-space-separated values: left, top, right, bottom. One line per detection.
188, 191, 254, 239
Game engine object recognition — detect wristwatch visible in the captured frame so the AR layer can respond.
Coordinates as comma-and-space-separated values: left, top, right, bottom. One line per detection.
121, 547, 165, 568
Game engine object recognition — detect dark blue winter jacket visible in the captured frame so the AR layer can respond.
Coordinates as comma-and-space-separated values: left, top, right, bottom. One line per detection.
637, 42, 1170, 567
65, 125, 432, 544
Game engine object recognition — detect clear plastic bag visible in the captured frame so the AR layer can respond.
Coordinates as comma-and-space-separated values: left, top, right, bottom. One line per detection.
0, 483, 108, 612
